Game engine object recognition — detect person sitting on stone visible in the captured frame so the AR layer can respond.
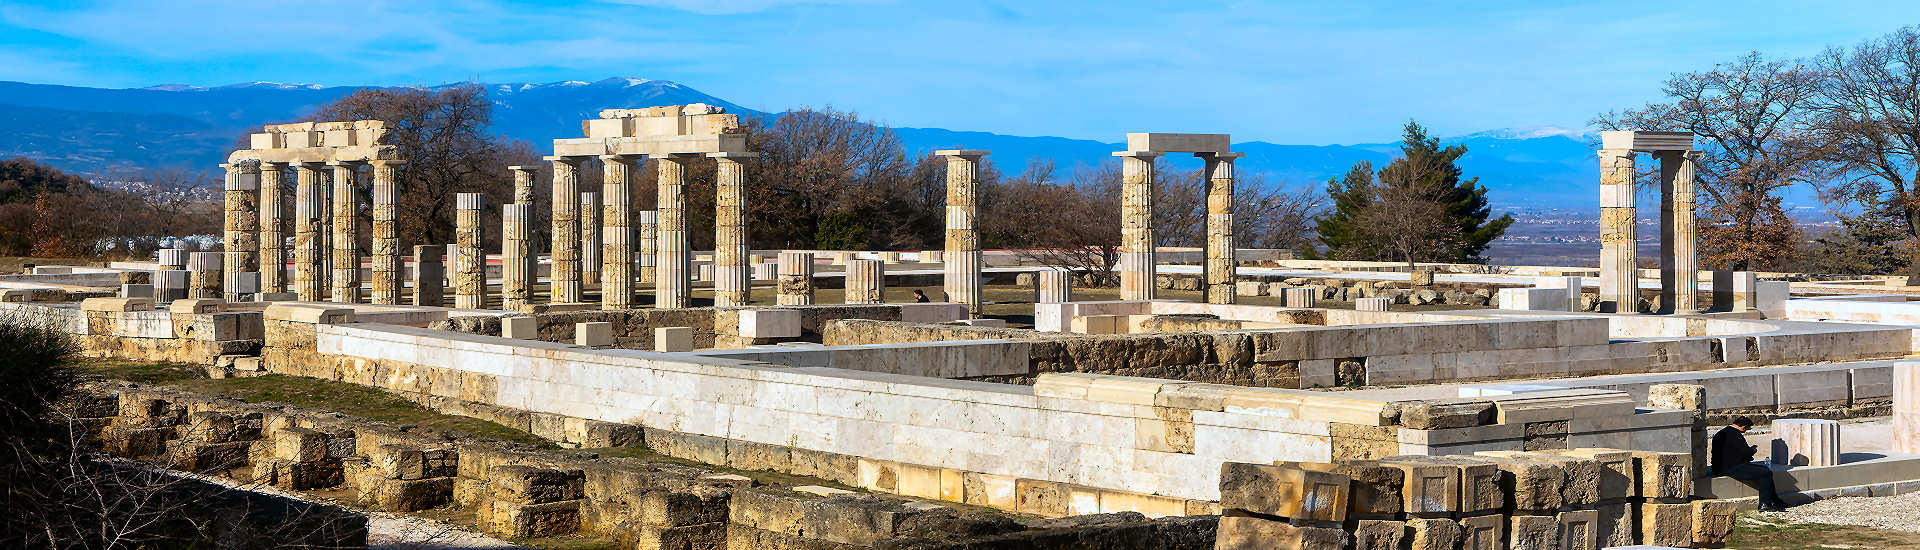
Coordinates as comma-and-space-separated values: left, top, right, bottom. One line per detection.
1711, 415, 1790, 511
912, 289, 930, 303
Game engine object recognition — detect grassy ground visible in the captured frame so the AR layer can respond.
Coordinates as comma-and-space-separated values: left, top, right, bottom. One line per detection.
79, 360, 553, 447
1728, 514, 1920, 549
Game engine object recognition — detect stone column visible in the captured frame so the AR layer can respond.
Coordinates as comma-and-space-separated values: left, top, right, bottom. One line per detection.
187, 252, 223, 299
292, 162, 326, 301
1039, 269, 1075, 303
1659, 150, 1700, 314
222, 163, 260, 301
777, 251, 815, 306
581, 190, 603, 287
656, 155, 695, 309
638, 210, 658, 284
411, 245, 443, 307
370, 160, 403, 304
328, 161, 361, 303
258, 162, 287, 293
546, 156, 583, 304
599, 155, 634, 309
502, 203, 534, 310
158, 248, 188, 271
509, 165, 537, 206
1770, 419, 1841, 467
1895, 362, 1920, 454
1598, 149, 1637, 313
1114, 151, 1161, 300
845, 259, 885, 304
455, 193, 485, 309
936, 150, 987, 316
713, 152, 756, 307
1200, 152, 1243, 305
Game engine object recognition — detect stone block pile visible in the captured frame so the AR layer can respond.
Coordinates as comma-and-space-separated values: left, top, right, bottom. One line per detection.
1215, 449, 1735, 550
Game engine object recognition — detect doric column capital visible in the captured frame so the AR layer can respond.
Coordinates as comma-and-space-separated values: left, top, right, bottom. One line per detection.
1111, 151, 1163, 159
1597, 148, 1634, 159
507, 165, 535, 172
707, 152, 760, 159
543, 155, 583, 166
1195, 152, 1246, 161
369, 159, 407, 167
598, 154, 637, 164
934, 149, 989, 159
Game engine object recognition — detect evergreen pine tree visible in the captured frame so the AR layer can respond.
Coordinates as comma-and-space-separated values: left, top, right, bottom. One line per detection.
1375, 121, 1512, 263
1313, 161, 1376, 259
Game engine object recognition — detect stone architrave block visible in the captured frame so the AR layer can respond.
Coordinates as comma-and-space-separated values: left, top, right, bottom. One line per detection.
575, 322, 612, 347
1377, 459, 1459, 517
1218, 462, 1349, 522
1216, 515, 1345, 550
1541, 448, 1634, 501
1352, 519, 1407, 550
501, 316, 537, 340
655, 326, 694, 352
1508, 515, 1561, 550
1458, 514, 1503, 550
1557, 509, 1599, 550
738, 309, 801, 339
1638, 501, 1693, 547
1692, 499, 1737, 546
170, 298, 227, 313
1407, 517, 1460, 550
1629, 451, 1693, 501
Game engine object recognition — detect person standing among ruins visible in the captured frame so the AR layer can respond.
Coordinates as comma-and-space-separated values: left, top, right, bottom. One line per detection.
1711, 416, 1790, 511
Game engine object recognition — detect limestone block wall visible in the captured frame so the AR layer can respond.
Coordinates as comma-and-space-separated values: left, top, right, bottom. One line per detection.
1, 302, 261, 364
242, 313, 1701, 517
82, 383, 1214, 549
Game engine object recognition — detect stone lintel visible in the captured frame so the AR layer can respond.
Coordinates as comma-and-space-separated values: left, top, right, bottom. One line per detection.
227, 144, 398, 165
934, 149, 990, 158
1125, 132, 1231, 154
552, 134, 749, 157
1111, 151, 1164, 159
1599, 130, 1694, 152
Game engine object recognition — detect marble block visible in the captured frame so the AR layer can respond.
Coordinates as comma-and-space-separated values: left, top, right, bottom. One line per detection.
575, 322, 613, 347
655, 326, 694, 352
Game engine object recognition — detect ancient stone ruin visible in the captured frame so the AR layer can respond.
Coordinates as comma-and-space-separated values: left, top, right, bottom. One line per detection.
15, 110, 1920, 549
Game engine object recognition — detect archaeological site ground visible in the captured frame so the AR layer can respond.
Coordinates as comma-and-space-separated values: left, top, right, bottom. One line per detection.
16, 112, 1920, 550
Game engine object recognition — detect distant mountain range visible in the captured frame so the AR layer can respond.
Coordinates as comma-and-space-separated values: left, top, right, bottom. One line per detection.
0, 77, 1634, 209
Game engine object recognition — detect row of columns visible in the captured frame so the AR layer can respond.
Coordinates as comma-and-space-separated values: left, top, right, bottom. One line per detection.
1598, 149, 1700, 314
220, 159, 403, 303
1113, 151, 1242, 305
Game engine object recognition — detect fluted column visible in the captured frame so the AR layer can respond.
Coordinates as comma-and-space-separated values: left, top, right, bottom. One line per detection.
656, 155, 695, 309
1039, 268, 1074, 303
259, 162, 287, 294
187, 252, 223, 299
502, 203, 533, 310
546, 156, 583, 303
455, 193, 485, 309
370, 160, 403, 304
936, 150, 987, 316
846, 259, 885, 304
581, 190, 602, 287
638, 210, 658, 284
1659, 150, 1700, 314
292, 162, 325, 301
599, 155, 634, 309
1200, 153, 1242, 305
221, 162, 259, 301
1599, 149, 1638, 313
778, 252, 815, 306
328, 161, 361, 303
713, 152, 756, 306
509, 165, 537, 206
1114, 151, 1161, 300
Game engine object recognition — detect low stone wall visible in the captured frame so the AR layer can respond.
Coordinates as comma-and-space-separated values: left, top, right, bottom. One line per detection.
1215, 451, 1738, 549
0, 300, 262, 365
80, 381, 1216, 549
433, 303, 963, 349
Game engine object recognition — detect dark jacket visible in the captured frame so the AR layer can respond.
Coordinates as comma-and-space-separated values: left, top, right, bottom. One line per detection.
1710, 425, 1756, 473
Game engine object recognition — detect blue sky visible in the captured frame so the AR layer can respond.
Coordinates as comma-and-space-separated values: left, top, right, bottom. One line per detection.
2, 0, 1915, 144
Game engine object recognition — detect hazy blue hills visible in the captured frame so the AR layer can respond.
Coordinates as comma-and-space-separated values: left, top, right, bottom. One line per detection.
0, 77, 1609, 208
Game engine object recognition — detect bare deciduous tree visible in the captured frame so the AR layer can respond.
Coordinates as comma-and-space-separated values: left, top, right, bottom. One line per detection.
1812, 26, 1920, 283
